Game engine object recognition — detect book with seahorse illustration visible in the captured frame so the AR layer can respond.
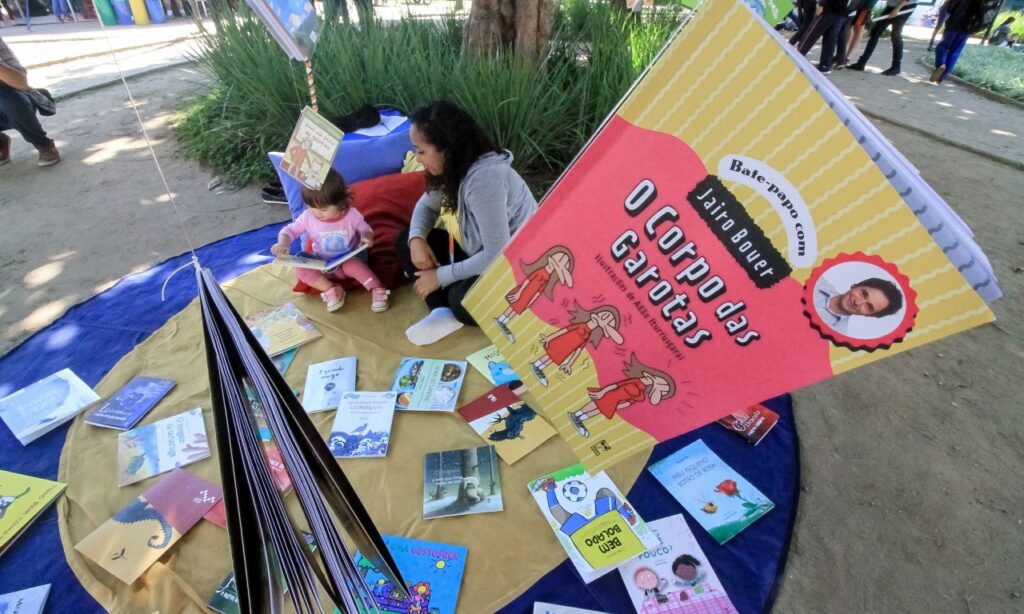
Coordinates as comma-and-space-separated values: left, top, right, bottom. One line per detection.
117, 408, 211, 486
0, 470, 66, 556
75, 468, 221, 584
457, 385, 556, 465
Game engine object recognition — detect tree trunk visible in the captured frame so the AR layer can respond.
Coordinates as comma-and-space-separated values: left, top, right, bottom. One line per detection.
464, 0, 555, 61
455, 448, 480, 503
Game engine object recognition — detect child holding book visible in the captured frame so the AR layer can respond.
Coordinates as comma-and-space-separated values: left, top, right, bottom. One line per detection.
271, 169, 389, 313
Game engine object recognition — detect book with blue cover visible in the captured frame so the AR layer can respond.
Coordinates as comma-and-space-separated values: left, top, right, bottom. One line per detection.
84, 376, 176, 430
648, 439, 774, 544
116, 408, 211, 486
244, 0, 320, 61
0, 584, 51, 614
354, 535, 467, 614
327, 391, 396, 458
0, 368, 99, 445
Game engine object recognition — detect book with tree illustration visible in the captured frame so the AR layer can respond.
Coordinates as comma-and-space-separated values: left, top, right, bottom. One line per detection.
391, 358, 467, 412
75, 469, 221, 584
0, 368, 99, 445
327, 391, 397, 458
116, 408, 211, 486
648, 439, 773, 544
244, 301, 322, 358
457, 385, 556, 465
422, 445, 503, 520
0, 470, 66, 556
354, 535, 467, 614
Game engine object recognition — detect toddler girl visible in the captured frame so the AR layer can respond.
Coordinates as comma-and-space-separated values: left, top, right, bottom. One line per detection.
271, 169, 389, 313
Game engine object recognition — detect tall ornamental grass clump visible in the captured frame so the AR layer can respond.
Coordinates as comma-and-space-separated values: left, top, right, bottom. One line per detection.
176, 1, 682, 186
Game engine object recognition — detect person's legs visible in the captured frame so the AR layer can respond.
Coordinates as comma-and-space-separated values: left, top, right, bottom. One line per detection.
851, 19, 886, 68
834, 16, 850, 66
797, 14, 829, 56
818, 15, 844, 70
885, 12, 910, 73
939, 30, 970, 81
397, 229, 472, 345
0, 84, 59, 166
395, 228, 458, 312
444, 277, 480, 326
337, 258, 382, 291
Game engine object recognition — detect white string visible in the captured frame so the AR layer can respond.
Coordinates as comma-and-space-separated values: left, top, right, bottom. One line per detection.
160, 255, 200, 301
92, 14, 201, 263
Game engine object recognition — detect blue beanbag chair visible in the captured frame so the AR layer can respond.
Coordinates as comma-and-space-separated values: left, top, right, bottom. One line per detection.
269, 119, 415, 222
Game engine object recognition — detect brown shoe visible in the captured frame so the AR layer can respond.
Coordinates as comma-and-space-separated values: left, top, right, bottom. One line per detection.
0, 133, 9, 166
37, 144, 60, 167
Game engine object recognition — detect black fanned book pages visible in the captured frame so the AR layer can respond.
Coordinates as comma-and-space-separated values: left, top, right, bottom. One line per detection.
197, 267, 408, 613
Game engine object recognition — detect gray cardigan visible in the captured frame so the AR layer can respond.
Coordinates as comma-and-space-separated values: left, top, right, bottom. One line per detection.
408, 151, 538, 287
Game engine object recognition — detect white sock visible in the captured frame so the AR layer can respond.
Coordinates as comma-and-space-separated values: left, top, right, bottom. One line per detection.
406, 308, 465, 346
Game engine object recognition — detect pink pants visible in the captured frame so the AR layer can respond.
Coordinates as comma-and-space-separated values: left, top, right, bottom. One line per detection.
294, 258, 382, 291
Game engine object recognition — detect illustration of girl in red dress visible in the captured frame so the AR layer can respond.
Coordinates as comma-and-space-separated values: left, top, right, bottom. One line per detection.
529, 302, 624, 387
495, 246, 575, 343
568, 354, 676, 438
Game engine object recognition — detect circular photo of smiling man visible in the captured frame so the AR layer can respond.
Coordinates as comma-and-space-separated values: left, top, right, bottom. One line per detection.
802, 252, 918, 351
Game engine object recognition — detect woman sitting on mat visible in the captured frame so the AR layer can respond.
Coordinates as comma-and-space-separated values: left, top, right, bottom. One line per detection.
397, 100, 538, 346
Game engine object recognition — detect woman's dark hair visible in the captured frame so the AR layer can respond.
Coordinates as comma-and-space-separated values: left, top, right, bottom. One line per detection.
410, 100, 500, 213
852, 278, 903, 318
300, 168, 351, 212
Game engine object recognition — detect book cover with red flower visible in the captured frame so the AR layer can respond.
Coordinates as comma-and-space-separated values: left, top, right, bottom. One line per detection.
648, 439, 773, 544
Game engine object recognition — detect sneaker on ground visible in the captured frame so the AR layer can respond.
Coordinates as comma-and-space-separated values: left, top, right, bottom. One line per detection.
929, 65, 945, 83
37, 145, 60, 167
881, 67, 900, 76
321, 286, 346, 312
370, 288, 390, 312
847, 62, 865, 71
818, 67, 832, 75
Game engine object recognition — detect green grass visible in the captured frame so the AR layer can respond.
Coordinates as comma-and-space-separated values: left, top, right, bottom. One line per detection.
175, 1, 683, 186
937, 44, 1024, 102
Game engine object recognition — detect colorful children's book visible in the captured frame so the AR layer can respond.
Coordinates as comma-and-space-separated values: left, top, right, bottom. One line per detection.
276, 244, 369, 272
0, 470, 66, 556
466, 344, 525, 391
533, 603, 609, 614
0, 368, 99, 445
83, 376, 176, 430
244, 301, 322, 358
279, 106, 344, 189
423, 445, 503, 519
457, 385, 556, 465
243, 0, 320, 61
327, 391, 397, 458
117, 408, 211, 486
271, 348, 298, 375
75, 468, 222, 584
0, 584, 51, 614
649, 440, 774, 545
617, 514, 738, 614
354, 535, 468, 614
391, 358, 467, 412
302, 357, 358, 413
717, 403, 779, 445
461, 0, 999, 474
528, 464, 658, 579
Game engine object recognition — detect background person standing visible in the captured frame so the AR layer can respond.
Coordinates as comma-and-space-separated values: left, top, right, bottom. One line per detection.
0, 38, 60, 167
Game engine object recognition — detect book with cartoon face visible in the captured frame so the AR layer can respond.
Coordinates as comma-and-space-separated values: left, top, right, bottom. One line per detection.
457, 385, 556, 465
617, 514, 738, 614
0, 470, 66, 556
423, 445, 503, 520
327, 391, 396, 458
244, 301, 322, 357
391, 358, 467, 412
354, 535, 468, 614
528, 464, 658, 581
302, 357, 357, 413
117, 408, 211, 486
0, 584, 51, 614
84, 376, 176, 430
0, 368, 99, 445
648, 439, 774, 544
75, 469, 221, 584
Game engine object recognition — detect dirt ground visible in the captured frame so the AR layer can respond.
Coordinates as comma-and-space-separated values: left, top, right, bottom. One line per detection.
0, 34, 1021, 613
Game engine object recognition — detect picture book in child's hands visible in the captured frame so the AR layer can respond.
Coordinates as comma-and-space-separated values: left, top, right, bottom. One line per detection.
279, 106, 343, 189
717, 403, 779, 445
467, 344, 525, 392
328, 391, 396, 458
617, 514, 738, 614
75, 468, 222, 584
391, 358, 467, 412
458, 385, 556, 465
354, 535, 468, 614
533, 603, 609, 614
117, 408, 211, 486
0, 368, 99, 445
244, 301, 322, 357
0, 584, 51, 614
423, 445, 503, 519
275, 243, 369, 272
528, 464, 658, 579
649, 439, 774, 544
301, 357, 357, 413
84, 376, 176, 430
0, 470, 66, 556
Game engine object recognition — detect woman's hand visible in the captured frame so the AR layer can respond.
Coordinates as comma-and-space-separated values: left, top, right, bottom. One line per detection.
409, 237, 440, 271
414, 269, 441, 298
270, 241, 290, 256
